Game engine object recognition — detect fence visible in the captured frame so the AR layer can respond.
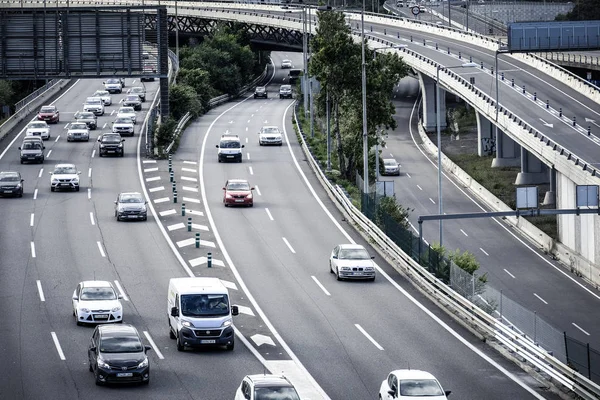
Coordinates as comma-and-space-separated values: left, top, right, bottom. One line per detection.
14, 79, 61, 112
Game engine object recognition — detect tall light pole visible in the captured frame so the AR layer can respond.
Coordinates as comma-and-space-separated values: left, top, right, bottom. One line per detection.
436, 62, 478, 246
361, 0, 368, 194
303, 7, 309, 115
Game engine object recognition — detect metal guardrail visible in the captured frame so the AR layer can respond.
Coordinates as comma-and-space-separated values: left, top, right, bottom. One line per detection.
14, 79, 61, 112
164, 111, 192, 154
292, 103, 600, 400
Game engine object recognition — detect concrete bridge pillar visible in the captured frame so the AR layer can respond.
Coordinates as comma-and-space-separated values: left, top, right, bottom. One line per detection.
515, 147, 549, 185
491, 129, 520, 167
542, 166, 556, 206
418, 73, 446, 132
476, 111, 494, 156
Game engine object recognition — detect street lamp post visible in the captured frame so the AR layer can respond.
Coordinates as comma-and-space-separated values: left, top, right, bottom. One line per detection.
361, 0, 368, 194
435, 62, 478, 246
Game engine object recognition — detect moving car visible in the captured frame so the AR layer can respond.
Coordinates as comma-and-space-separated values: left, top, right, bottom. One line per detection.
88, 324, 151, 386
50, 163, 81, 192
128, 86, 146, 102
382, 158, 400, 176
0, 171, 24, 197
74, 111, 97, 130
329, 244, 376, 281
18, 140, 45, 164
216, 134, 244, 163
258, 126, 283, 146
379, 370, 451, 399
66, 122, 90, 142
93, 90, 112, 106
234, 374, 300, 400
83, 97, 105, 116
281, 59, 293, 69
117, 107, 137, 124
37, 105, 59, 123
115, 192, 148, 221
254, 86, 268, 99
112, 116, 135, 137
223, 179, 254, 207
279, 84, 293, 99
72, 281, 123, 325
141, 62, 157, 81
98, 133, 125, 157
103, 78, 123, 94
25, 121, 50, 140
122, 94, 142, 111
288, 69, 302, 84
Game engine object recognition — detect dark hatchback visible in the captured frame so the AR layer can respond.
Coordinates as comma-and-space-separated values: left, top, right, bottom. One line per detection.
88, 324, 151, 386
98, 133, 125, 157
74, 111, 98, 130
0, 171, 24, 197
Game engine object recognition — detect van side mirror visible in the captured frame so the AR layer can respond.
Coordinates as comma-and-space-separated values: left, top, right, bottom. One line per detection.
241, 144, 245, 148
371, 256, 375, 259
231, 305, 239, 316
170, 306, 179, 317
215, 145, 219, 148
445, 390, 452, 397
97, 137, 101, 142
90, 346, 97, 353
144, 345, 152, 352
18, 147, 21, 150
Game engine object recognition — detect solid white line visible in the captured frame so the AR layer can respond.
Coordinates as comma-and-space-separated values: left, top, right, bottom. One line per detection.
54, 135, 60, 143
30, 213, 34, 227
480, 248, 489, 256
249, 166, 254, 175
33, 189, 38, 200
36, 280, 45, 302
533, 293, 548, 305
46, 150, 52, 157
113, 280, 129, 301
311, 276, 331, 296
87, 188, 91, 199
406, 172, 411, 178
143, 331, 165, 359
91, 149, 96, 158
429, 197, 435, 204
572, 323, 590, 336
355, 324, 384, 350
282, 237, 296, 253
460, 229, 468, 237
97, 241, 106, 257
90, 212, 95, 226
38, 168, 44, 178
255, 185, 261, 196
51, 332, 66, 360
88, 168, 92, 178
503, 268, 516, 279
265, 208, 274, 221
416, 185, 422, 190
31, 242, 36, 258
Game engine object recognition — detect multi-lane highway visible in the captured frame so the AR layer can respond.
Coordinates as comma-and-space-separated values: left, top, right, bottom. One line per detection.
0, 52, 562, 398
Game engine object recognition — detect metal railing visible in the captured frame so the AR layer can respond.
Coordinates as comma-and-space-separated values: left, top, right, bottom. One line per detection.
14, 79, 61, 112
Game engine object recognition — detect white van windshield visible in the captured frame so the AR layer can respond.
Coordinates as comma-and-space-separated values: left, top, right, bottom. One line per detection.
181, 294, 229, 317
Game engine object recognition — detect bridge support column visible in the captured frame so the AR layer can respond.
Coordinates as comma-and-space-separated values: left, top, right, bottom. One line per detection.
418, 73, 446, 132
515, 148, 549, 185
542, 166, 556, 206
476, 111, 494, 156
491, 130, 520, 167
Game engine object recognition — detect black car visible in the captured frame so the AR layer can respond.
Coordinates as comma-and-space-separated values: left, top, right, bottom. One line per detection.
88, 324, 151, 386
74, 111, 98, 130
122, 95, 142, 111
0, 171, 24, 197
254, 86, 267, 99
98, 133, 125, 157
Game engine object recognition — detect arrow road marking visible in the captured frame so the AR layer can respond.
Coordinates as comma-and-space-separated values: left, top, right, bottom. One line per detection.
251, 334, 276, 347
539, 118, 553, 128
585, 118, 600, 128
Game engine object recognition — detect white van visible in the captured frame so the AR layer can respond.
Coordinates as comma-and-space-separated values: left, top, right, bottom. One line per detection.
168, 277, 239, 351
216, 134, 244, 163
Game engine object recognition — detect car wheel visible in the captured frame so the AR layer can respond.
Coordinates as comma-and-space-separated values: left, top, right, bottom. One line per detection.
89, 363, 93, 372
226, 340, 234, 351
143, 216, 147, 221
18, 189, 23, 198
218, 158, 221, 163
76, 312, 82, 326
99, 152, 104, 157
142, 377, 149, 385
75, 186, 80, 192
169, 324, 176, 339
336, 267, 342, 281
330, 261, 334, 274
248, 203, 253, 208
51, 187, 55, 192
95, 373, 103, 386
369, 277, 376, 282
20, 160, 23, 164
176, 333, 185, 352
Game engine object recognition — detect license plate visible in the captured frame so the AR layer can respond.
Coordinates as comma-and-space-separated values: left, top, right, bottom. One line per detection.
116, 373, 133, 377
201, 340, 216, 344
235, 199, 244, 203
95, 314, 109, 319
353, 272, 363, 276
4, 190, 12, 193
127, 215, 137, 218
60, 183, 70, 186
226, 155, 234, 158
107, 150, 115, 153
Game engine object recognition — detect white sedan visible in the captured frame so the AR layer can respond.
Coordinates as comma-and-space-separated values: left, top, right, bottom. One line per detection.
329, 244, 376, 281
117, 106, 137, 124
93, 90, 113, 106
25, 121, 50, 140
72, 281, 123, 325
379, 370, 450, 399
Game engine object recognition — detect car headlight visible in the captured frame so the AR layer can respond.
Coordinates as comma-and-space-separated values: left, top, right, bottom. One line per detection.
221, 319, 232, 328
181, 320, 192, 328
97, 359, 110, 369
51, 178, 59, 183
225, 193, 233, 199
118, 143, 123, 148
246, 194, 253, 199
365, 267, 375, 271
72, 178, 79, 183
111, 306, 121, 312
137, 357, 148, 369
80, 307, 90, 313
341, 267, 351, 271
16, 183, 22, 188
100, 144, 106, 148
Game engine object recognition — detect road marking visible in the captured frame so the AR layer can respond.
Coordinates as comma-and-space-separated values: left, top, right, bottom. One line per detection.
189, 256, 225, 268
503, 268, 515, 279
87, 188, 91, 199
30, 213, 34, 227
249, 166, 254, 175
182, 186, 198, 192
183, 161, 197, 165
187, 209, 204, 216
247, 153, 251, 160
282, 237, 296, 253
254, 185, 261, 196
149, 186, 164, 192
429, 197, 435, 204
406, 172, 411, 178
113, 280, 129, 301
146, 176, 160, 182
251, 334, 276, 347
51, 332, 66, 360
33, 189, 38, 200
143, 331, 165, 359
355, 324, 384, 350
177, 238, 215, 248
90, 212, 95, 226
144, 167, 158, 173
246, 128, 249, 133
36, 280, 45, 301
31, 242, 36, 258
182, 197, 201, 204
182, 167, 196, 173
154, 197, 170, 203
533, 293, 548, 305
460, 229, 468, 237
192, 223, 209, 231
265, 208, 274, 221
159, 209, 177, 216
54, 135, 60, 143
181, 176, 197, 182
46, 150, 52, 157
311, 276, 331, 296
168, 222, 185, 231
237, 305, 254, 316
416, 185, 422, 190
88, 168, 92, 178
91, 149, 96, 158
480, 248, 489, 256
38, 168, 43, 178
97, 241, 106, 257
572, 323, 590, 336
143, 160, 157, 164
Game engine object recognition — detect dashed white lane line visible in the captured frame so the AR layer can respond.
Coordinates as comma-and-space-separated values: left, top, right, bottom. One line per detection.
311, 276, 331, 296
142, 160, 157, 164
154, 197, 170, 204
265, 208, 274, 221
88, 168, 92, 178
144, 167, 159, 173
54, 135, 60, 143
182, 197, 201, 204
97, 241, 106, 257
149, 186, 165, 192
159, 209, 177, 217
182, 186, 198, 193
91, 149, 96, 158
46, 150, 52, 158
36, 280, 45, 301
503, 268, 516, 279
429, 198, 435, 204
143, 331, 164, 359
460, 229, 468, 237
249, 166, 254, 175
31, 242, 36, 258
30, 213, 34, 227
51, 332, 66, 360
247, 153, 251, 160
480, 248, 489, 256
87, 188, 91, 199
282, 237, 296, 253
572, 323, 590, 336
254, 185, 261, 196
146, 176, 161, 182
416, 185, 422, 190
90, 212, 95, 226
534, 293, 548, 305
406, 172, 411, 178
33, 189, 38, 200
181, 176, 197, 182
113, 280, 129, 301
38, 168, 44, 178
355, 324, 384, 350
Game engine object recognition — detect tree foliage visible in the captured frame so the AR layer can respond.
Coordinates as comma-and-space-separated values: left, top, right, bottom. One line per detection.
555, 0, 600, 21
375, 196, 412, 230
168, 84, 202, 120
0, 81, 14, 106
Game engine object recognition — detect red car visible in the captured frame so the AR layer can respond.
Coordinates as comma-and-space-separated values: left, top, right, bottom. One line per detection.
37, 105, 60, 123
223, 179, 254, 207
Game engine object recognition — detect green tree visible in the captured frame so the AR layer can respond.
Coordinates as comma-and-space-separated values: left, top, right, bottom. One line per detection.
177, 68, 214, 112
555, 0, 600, 21
168, 84, 202, 120
374, 196, 412, 230
0, 81, 14, 106
155, 117, 178, 149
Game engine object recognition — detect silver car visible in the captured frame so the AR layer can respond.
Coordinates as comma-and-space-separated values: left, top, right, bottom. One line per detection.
115, 192, 148, 221
382, 158, 400, 176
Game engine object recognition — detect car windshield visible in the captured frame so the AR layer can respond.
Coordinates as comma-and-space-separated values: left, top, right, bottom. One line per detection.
384, 160, 397, 166
106, 78, 120, 84
254, 387, 300, 400
180, 294, 229, 317
0, 173, 19, 182
338, 248, 370, 260
87, 100, 101, 105
40, 107, 55, 113
99, 336, 143, 353
126, 96, 139, 101
22, 142, 42, 150
70, 123, 87, 130
119, 108, 134, 113
94, 91, 108, 96
227, 181, 250, 191
102, 136, 122, 143
29, 122, 47, 129
256, 87, 265, 92
53, 166, 77, 175
115, 118, 132, 124
261, 127, 279, 134
283, 59, 291, 64
220, 140, 240, 149
131, 88, 143, 93
78, 112, 94, 119
280, 85, 291, 90
399, 379, 444, 396
119, 194, 143, 203
80, 287, 117, 300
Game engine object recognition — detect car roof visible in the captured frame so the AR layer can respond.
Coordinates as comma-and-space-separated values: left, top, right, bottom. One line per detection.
97, 324, 139, 338
221, 134, 239, 139
119, 107, 134, 111
81, 280, 113, 288
53, 163, 77, 169
261, 126, 279, 130
119, 192, 143, 197
338, 244, 367, 250
40, 105, 56, 109
0, 171, 20, 177
227, 179, 249, 184
23, 136, 43, 141
390, 369, 439, 380
383, 158, 397, 163
246, 374, 294, 387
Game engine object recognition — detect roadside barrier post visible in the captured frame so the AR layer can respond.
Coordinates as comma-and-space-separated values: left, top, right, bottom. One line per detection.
181, 203, 186, 216
195, 233, 200, 248
173, 190, 178, 203
188, 217, 192, 232
207, 252, 212, 268
573, 116, 576, 127
170, 171, 174, 182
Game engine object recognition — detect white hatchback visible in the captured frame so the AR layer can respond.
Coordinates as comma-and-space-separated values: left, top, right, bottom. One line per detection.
379, 370, 450, 399
72, 281, 123, 325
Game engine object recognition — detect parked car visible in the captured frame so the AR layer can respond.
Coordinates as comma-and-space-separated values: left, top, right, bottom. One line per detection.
25, 121, 50, 140
122, 94, 142, 111
382, 158, 400, 176
98, 133, 125, 157
379, 370, 451, 399
93, 90, 112, 106
279, 84, 293, 99
50, 163, 81, 192
72, 281, 123, 325
66, 122, 90, 142
37, 105, 59, 123
258, 126, 283, 146
18, 140, 45, 164
329, 244, 376, 281
0, 171, 24, 197
254, 86, 268, 99
128, 86, 146, 102
223, 179, 254, 207
234, 374, 300, 400
74, 111, 97, 130
114, 192, 148, 221
88, 324, 151, 385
